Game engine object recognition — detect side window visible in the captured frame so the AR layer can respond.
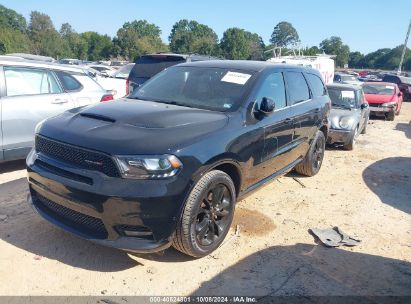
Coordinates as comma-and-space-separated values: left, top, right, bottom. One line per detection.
4, 67, 62, 97
56, 71, 83, 91
306, 73, 326, 97
356, 90, 365, 106
255, 72, 286, 109
284, 72, 310, 105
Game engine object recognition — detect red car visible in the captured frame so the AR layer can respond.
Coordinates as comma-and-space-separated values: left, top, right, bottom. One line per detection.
363, 82, 403, 121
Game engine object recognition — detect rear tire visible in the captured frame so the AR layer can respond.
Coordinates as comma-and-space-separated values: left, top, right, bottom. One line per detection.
173, 170, 236, 258
294, 130, 325, 177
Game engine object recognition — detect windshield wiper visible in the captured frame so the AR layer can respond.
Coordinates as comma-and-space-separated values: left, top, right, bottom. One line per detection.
332, 104, 352, 110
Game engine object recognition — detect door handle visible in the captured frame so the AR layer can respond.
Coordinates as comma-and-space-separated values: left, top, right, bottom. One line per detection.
52, 99, 69, 104
285, 118, 293, 124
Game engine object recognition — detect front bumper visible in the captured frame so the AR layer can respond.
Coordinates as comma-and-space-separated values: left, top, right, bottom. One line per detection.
327, 128, 354, 145
26, 150, 192, 253
369, 105, 395, 113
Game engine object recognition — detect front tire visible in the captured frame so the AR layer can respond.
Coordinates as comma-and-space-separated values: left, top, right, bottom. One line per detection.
343, 126, 358, 151
294, 130, 325, 177
386, 111, 395, 121
173, 170, 236, 257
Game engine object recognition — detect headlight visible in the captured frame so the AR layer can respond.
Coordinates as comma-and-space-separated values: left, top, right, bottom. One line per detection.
381, 101, 396, 107
115, 155, 183, 179
34, 119, 46, 134
339, 117, 355, 129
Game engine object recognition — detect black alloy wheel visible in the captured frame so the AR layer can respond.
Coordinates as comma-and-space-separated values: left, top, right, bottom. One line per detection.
194, 184, 233, 247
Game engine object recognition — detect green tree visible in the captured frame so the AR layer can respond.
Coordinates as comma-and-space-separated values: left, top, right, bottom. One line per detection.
60, 23, 88, 59
0, 5, 31, 54
246, 32, 265, 60
303, 46, 321, 56
81, 31, 113, 61
404, 57, 411, 71
0, 4, 27, 32
319, 36, 350, 67
374, 45, 411, 70
270, 21, 300, 48
0, 27, 32, 54
220, 28, 251, 60
29, 11, 69, 58
169, 19, 218, 55
361, 48, 391, 68
115, 20, 167, 61
348, 51, 365, 68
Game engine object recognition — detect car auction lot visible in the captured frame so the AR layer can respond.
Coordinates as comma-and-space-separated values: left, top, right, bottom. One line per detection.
0, 105, 410, 297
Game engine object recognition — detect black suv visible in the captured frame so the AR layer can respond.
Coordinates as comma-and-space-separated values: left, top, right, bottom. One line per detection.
127, 53, 217, 95
27, 61, 330, 257
382, 74, 411, 100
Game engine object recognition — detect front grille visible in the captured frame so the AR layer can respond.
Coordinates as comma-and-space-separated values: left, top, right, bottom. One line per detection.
36, 160, 93, 185
33, 192, 108, 239
35, 135, 120, 177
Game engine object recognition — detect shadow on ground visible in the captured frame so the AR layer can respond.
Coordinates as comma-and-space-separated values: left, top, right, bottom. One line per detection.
192, 243, 411, 296
0, 178, 143, 271
0, 160, 26, 174
363, 157, 411, 214
395, 122, 411, 139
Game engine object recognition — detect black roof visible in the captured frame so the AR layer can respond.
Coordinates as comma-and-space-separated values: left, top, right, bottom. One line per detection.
179, 60, 312, 73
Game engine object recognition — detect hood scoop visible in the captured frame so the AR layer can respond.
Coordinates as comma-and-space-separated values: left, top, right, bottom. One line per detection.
79, 113, 116, 123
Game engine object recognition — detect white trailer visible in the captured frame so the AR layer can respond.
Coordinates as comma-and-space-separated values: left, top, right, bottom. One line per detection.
267, 55, 335, 84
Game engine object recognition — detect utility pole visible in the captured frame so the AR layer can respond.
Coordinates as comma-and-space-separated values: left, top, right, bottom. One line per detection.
398, 19, 411, 74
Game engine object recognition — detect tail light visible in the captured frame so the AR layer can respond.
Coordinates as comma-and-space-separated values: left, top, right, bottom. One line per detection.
126, 78, 129, 96
100, 94, 114, 102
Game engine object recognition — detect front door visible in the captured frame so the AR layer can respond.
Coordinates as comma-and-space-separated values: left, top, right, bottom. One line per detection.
1, 66, 74, 160
255, 71, 294, 178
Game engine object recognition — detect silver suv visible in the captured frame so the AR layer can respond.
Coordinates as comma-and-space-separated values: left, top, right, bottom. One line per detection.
0, 57, 112, 162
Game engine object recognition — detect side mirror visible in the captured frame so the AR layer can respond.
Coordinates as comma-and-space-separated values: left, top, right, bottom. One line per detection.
361, 103, 369, 109
398, 92, 403, 97
260, 97, 275, 115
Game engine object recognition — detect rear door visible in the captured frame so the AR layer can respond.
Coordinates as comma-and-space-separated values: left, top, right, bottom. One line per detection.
56, 72, 105, 106
1, 66, 74, 160
284, 71, 319, 161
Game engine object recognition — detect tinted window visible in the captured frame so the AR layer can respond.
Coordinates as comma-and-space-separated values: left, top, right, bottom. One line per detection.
382, 75, 400, 84
255, 72, 286, 109
306, 73, 326, 97
131, 55, 185, 79
285, 72, 310, 104
56, 71, 83, 91
4, 67, 62, 96
130, 66, 254, 112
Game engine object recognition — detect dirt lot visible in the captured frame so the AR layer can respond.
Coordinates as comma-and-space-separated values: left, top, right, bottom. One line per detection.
0, 104, 410, 297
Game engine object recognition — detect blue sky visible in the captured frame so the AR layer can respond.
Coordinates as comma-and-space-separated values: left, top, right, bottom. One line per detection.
1, 0, 410, 54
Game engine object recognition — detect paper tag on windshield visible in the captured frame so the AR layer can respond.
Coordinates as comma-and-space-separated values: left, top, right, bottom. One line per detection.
341, 91, 355, 98
221, 72, 251, 85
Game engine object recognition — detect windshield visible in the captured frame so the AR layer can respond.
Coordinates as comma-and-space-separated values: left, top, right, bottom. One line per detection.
341, 75, 357, 82
113, 63, 134, 79
363, 84, 395, 95
328, 88, 358, 109
130, 66, 254, 112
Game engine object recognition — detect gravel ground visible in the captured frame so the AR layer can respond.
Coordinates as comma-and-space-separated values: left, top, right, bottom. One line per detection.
0, 103, 410, 296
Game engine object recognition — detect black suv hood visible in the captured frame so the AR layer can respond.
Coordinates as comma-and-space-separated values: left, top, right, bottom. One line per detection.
39, 99, 228, 155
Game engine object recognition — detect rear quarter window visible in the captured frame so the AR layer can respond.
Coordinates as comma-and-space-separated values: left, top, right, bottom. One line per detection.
306, 73, 327, 97
56, 71, 83, 91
